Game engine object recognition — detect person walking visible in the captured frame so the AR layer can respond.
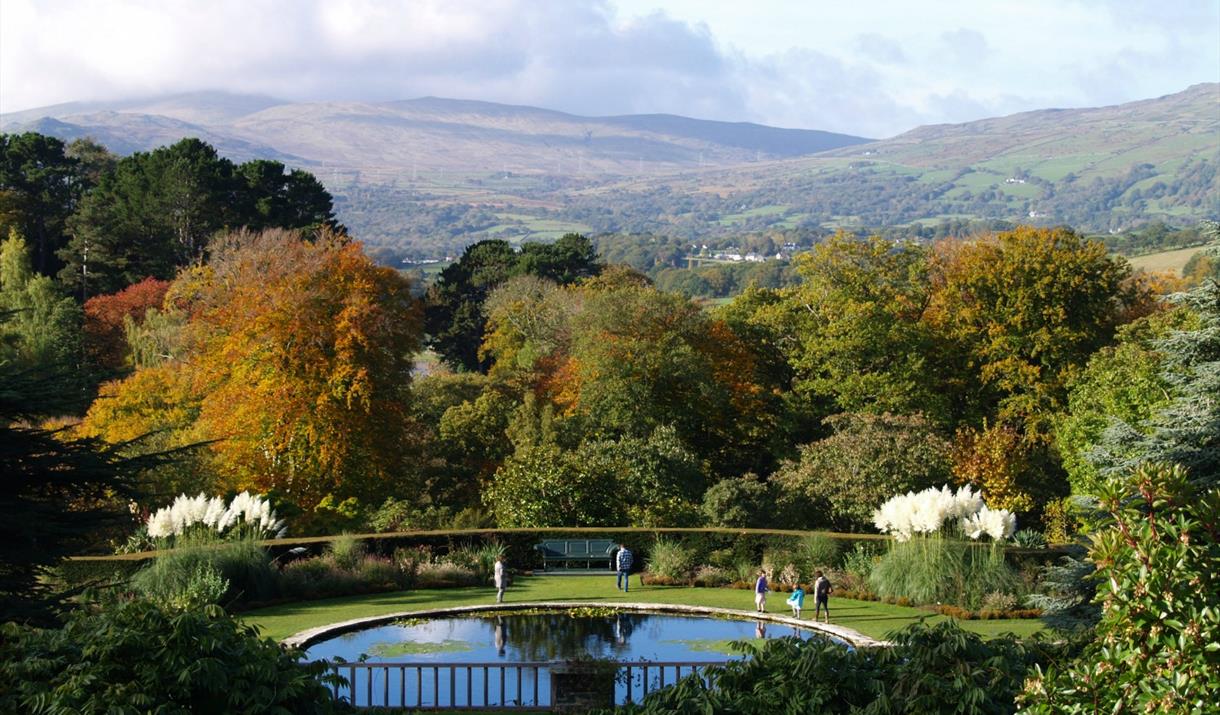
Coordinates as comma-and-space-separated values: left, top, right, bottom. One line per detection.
754, 570, 769, 613
615, 543, 634, 592
786, 584, 805, 618
494, 554, 507, 603
813, 570, 832, 623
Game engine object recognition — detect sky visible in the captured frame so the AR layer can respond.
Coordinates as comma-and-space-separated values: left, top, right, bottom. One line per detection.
1, 0, 1217, 138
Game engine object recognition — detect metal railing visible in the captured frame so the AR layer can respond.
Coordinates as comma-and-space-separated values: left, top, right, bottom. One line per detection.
323, 660, 727, 709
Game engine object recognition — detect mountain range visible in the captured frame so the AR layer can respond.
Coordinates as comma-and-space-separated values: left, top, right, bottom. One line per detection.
2, 84, 1217, 257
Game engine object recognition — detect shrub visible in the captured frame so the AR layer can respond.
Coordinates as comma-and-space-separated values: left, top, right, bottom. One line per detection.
700, 474, 773, 528
1021, 463, 1220, 712
1011, 529, 1047, 548
393, 545, 431, 581
606, 619, 1057, 714
356, 555, 405, 589
981, 590, 1019, 613
0, 598, 341, 713
416, 560, 480, 588
646, 539, 697, 582
131, 533, 278, 608
692, 565, 731, 588
730, 559, 758, 585
166, 562, 229, 611
280, 557, 352, 600
327, 533, 365, 571
450, 541, 506, 580
772, 412, 953, 532
841, 542, 878, 581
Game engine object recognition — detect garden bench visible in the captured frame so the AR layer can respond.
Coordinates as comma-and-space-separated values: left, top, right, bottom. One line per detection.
534, 539, 618, 571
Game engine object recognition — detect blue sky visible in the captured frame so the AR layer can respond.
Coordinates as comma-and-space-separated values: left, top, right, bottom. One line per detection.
1, 0, 1216, 137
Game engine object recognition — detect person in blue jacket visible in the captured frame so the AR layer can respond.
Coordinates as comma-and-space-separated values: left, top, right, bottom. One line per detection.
786, 584, 805, 618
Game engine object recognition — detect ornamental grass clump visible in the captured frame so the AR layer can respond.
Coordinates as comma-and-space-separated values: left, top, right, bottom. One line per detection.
870, 485, 1018, 608
145, 491, 285, 542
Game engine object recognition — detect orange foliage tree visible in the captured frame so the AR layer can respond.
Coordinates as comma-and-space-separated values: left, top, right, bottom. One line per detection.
81, 229, 423, 511
83, 277, 170, 370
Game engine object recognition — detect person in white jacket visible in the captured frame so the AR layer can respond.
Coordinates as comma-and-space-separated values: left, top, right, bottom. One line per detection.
494, 554, 507, 603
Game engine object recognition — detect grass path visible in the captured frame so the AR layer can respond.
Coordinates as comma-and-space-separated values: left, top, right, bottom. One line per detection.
241, 575, 1044, 643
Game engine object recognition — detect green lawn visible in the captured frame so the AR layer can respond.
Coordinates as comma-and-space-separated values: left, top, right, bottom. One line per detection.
241, 575, 1044, 643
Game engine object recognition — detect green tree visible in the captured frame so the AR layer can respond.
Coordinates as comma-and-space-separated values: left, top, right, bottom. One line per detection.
235, 159, 337, 232
773, 412, 952, 531
0, 359, 172, 623
58, 139, 338, 297
59, 138, 238, 296
484, 443, 620, 527
762, 232, 953, 425
1055, 308, 1195, 495
425, 234, 600, 372
0, 230, 81, 368
0, 132, 83, 276
701, 473, 775, 528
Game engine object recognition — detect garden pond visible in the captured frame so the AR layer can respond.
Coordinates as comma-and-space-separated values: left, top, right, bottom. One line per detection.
305, 609, 841, 708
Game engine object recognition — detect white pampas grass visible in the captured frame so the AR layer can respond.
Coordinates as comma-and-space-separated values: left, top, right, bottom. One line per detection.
144, 492, 285, 540
873, 485, 1015, 542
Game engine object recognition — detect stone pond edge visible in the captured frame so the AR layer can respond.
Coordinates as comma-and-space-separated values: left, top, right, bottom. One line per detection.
281, 601, 887, 650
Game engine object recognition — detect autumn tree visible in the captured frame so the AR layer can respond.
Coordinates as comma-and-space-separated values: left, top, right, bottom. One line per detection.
928, 226, 1136, 432
80, 229, 424, 511
82, 277, 170, 370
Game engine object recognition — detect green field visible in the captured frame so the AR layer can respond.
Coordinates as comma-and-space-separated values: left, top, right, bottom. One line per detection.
1127, 245, 1208, 274
241, 574, 1044, 643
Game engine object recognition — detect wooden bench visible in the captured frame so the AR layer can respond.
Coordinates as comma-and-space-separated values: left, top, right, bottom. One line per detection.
534, 539, 618, 571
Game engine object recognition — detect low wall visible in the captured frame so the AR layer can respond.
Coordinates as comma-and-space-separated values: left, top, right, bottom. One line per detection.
283, 601, 886, 650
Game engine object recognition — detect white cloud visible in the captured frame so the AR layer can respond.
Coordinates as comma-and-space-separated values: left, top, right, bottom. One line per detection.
1, 0, 1216, 136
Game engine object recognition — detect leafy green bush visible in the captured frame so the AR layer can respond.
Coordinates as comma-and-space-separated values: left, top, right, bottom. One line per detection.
773, 412, 953, 532
131, 534, 278, 608
1021, 463, 1220, 712
645, 539, 697, 581
605, 619, 1058, 714
700, 474, 774, 528
0, 598, 341, 713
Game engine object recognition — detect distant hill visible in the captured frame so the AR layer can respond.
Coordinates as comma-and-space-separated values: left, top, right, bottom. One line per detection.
2, 86, 1215, 258
561, 83, 1218, 238
0, 91, 870, 177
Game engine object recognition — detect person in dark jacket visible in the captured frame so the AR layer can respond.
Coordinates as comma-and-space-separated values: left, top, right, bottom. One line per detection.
615, 544, 634, 592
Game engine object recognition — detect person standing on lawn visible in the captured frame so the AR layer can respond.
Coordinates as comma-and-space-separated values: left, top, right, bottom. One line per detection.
813, 570, 832, 622
754, 570, 769, 612
494, 554, 507, 603
615, 544, 634, 592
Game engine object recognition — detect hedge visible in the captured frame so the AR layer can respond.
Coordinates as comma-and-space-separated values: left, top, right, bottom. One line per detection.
61, 527, 1064, 589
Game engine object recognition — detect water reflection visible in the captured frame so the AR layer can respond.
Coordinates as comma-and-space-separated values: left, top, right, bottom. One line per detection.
306, 612, 834, 664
